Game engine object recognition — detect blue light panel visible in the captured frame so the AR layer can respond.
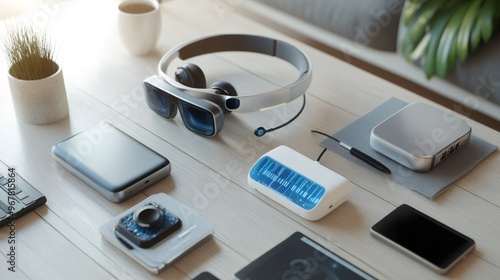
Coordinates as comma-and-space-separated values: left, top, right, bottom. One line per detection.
249, 156, 325, 210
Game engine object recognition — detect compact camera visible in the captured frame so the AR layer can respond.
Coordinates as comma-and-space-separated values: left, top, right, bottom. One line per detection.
100, 193, 214, 274
115, 202, 182, 248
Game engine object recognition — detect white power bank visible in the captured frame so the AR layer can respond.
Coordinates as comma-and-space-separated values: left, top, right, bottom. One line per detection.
248, 145, 352, 221
370, 103, 471, 172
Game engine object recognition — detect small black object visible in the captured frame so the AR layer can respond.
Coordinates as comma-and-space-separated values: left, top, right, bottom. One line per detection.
175, 63, 207, 88
210, 81, 238, 113
311, 130, 391, 174
192, 271, 220, 280
210, 81, 237, 97
133, 204, 164, 228
115, 202, 182, 248
254, 127, 266, 137
349, 147, 391, 174
254, 94, 306, 137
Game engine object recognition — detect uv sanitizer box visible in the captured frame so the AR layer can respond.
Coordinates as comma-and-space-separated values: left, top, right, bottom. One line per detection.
248, 145, 352, 221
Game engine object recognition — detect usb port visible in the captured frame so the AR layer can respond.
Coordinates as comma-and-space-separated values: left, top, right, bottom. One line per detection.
448, 146, 455, 154
440, 153, 447, 161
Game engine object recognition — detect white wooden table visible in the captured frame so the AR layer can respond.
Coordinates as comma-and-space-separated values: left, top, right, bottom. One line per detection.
0, 0, 499, 279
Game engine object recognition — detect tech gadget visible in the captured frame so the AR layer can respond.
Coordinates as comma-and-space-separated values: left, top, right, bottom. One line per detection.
235, 231, 376, 280
0, 160, 47, 228
100, 193, 214, 274
144, 34, 312, 137
248, 145, 352, 221
192, 271, 220, 280
370, 102, 471, 172
371, 204, 475, 274
311, 130, 391, 174
51, 122, 170, 202
115, 202, 182, 248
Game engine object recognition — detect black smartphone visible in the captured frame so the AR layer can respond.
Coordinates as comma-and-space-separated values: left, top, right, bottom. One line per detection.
115, 202, 182, 248
370, 204, 475, 274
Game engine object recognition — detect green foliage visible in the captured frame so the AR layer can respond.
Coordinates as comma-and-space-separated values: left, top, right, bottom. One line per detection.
401, 0, 500, 79
1, 22, 58, 80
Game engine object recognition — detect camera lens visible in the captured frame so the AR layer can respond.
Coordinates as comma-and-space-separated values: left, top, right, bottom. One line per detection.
133, 204, 164, 228
290, 258, 313, 272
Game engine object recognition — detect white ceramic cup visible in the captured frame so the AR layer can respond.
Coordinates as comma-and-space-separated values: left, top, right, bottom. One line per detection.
118, 0, 161, 55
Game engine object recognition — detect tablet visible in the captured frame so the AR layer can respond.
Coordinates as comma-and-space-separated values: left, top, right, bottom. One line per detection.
235, 232, 376, 280
52, 122, 170, 202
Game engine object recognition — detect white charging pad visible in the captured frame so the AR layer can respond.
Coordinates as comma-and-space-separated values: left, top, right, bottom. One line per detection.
248, 145, 352, 221
100, 193, 213, 274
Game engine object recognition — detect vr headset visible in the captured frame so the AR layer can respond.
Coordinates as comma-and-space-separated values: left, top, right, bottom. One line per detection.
144, 34, 312, 137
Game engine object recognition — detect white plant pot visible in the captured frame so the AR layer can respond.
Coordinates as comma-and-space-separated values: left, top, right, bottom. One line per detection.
8, 64, 69, 125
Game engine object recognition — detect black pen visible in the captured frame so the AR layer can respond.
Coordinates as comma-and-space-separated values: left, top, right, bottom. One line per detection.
311, 130, 391, 174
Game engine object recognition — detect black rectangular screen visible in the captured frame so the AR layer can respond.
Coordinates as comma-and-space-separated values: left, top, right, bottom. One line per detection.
235, 232, 376, 279
371, 204, 475, 272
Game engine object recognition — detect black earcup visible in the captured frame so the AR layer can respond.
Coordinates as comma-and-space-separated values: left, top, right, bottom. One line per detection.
175, 63, 207, 88
210, 81, 238, 113
210, 81, 237, 97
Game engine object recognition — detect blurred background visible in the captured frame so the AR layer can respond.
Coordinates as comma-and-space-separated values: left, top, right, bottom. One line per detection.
0, 0, 37, 19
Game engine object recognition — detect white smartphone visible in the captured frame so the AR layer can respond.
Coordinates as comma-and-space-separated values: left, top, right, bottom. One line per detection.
370, 204, 475, 274
52, 122, 170, 202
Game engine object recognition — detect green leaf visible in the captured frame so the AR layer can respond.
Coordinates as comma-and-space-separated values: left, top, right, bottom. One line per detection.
456, 0, 483, 62
407, 0, 447, 46
435, 3, 471, 78
479, 0, 496, 43
408, 32, 431, 62
421, 12, 453, 78
403, 1, 425, 26
470, 13, 483, 52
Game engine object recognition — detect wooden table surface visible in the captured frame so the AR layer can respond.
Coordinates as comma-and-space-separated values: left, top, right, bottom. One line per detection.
0, 0, 499, 279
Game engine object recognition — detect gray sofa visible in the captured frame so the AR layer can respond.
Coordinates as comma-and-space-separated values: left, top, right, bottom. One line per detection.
251, 0, 500, 123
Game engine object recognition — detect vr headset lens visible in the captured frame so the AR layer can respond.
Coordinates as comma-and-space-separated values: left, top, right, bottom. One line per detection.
144, 84, 178, 119
144, 82, 216, 136
178, 102, 215, 136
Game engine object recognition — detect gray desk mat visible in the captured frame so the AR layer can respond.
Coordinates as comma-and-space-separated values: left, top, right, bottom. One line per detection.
320, 97, 498, 199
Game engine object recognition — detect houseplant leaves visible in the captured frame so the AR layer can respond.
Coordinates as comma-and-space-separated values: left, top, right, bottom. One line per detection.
402, 0, 500, 79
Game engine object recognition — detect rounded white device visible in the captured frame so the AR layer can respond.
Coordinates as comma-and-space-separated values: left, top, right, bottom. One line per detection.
248, 145, 352, 221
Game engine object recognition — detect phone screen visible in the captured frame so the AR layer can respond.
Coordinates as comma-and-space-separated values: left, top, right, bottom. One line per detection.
371, 204, 475, 273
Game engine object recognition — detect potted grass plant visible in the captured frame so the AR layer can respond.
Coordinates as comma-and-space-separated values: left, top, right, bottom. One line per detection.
2, 22, 68, 124
400, 0, 500, 79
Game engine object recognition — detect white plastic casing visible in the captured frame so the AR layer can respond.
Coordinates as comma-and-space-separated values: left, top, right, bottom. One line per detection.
248, 145, 352, 221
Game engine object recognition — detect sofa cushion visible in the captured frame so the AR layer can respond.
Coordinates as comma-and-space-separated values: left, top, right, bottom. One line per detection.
446, 33, 500, 106
254, 0, 404, 51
